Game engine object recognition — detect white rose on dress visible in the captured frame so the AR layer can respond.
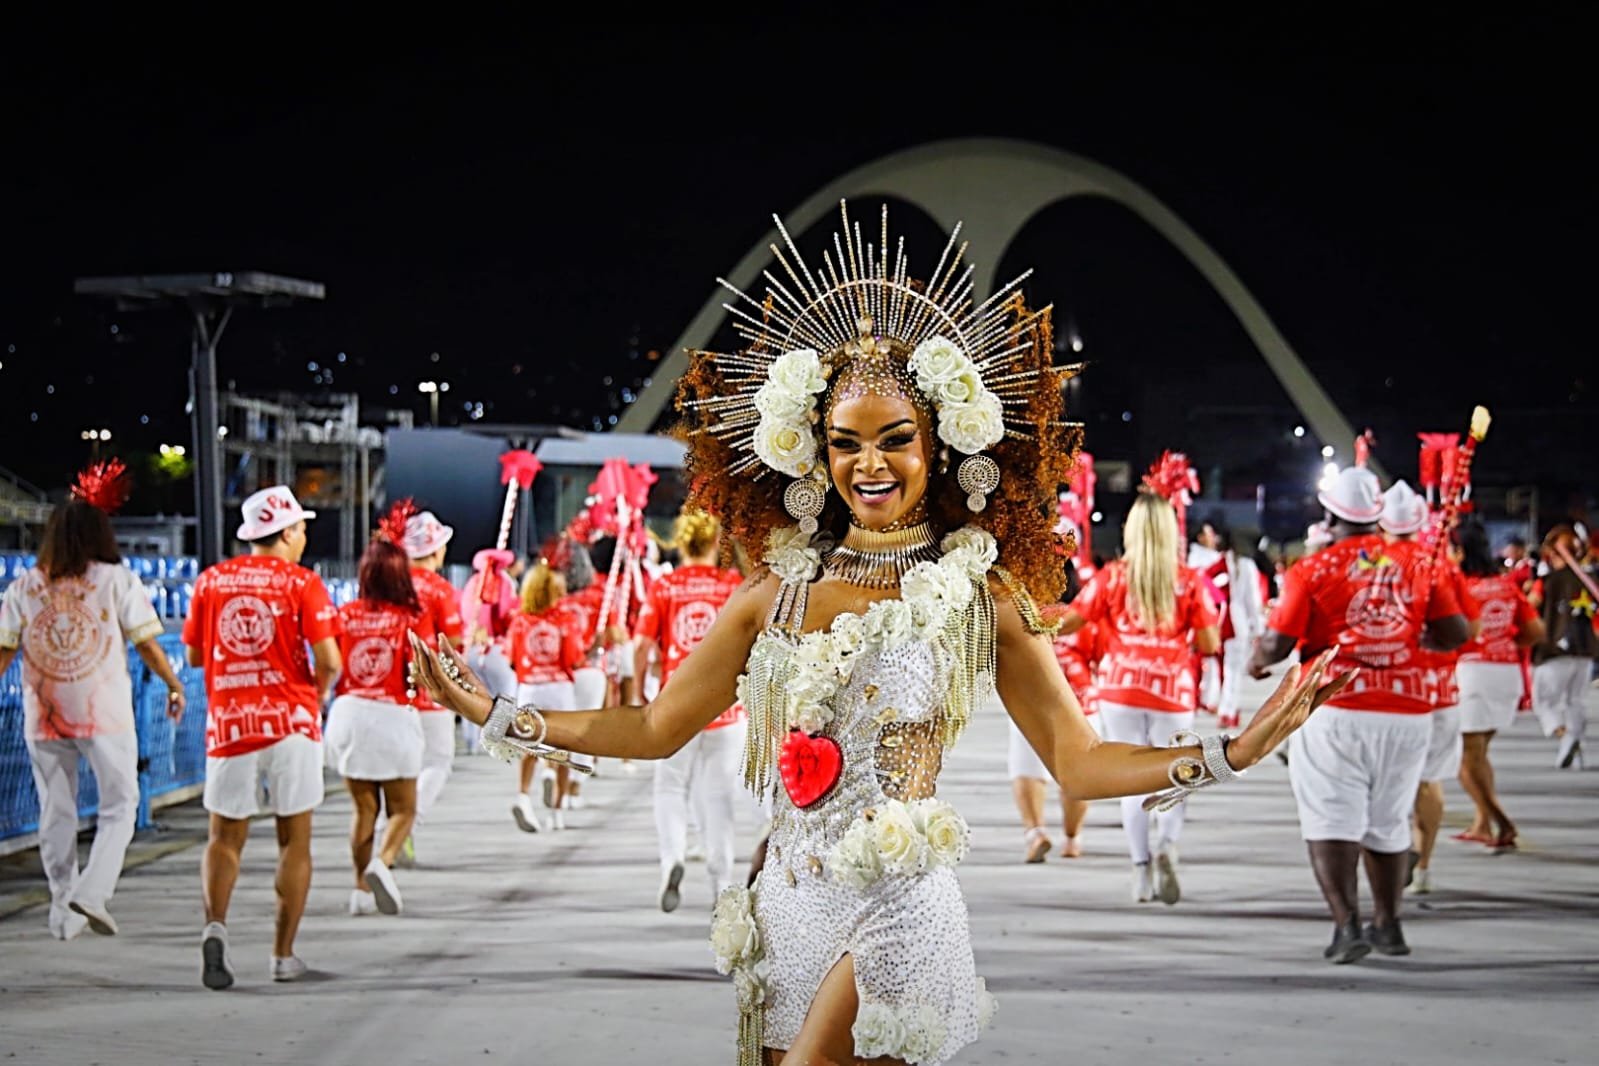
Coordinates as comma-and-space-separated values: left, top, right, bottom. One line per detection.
873, 801, 929, 876
861, 599, 913, 648
765, 526, 822, 584
709, 887, 761, 974
900, 1004, 948, 1065
912, 798, 970, 868
827, 817, 883, 889
851, 1001, 908, 1060
830, 613, 867, 658
909, 335, 968, 389
733, 962, 769, 1012
941, 527, 999, 577
975, 976, 998, 1029
768, 349, 826, 399
754, 418, 817, 478
937, 391, 1005, 455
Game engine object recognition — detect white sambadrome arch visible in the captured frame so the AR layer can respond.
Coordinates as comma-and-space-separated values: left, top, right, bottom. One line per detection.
619, 136, 1362, 471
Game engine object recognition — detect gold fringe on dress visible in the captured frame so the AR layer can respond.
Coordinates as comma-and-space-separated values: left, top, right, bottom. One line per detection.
737, 1000, 765, 1066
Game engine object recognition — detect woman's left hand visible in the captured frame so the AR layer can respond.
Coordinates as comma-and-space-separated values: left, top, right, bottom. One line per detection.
409, 631, 496, 725
1225, 648, 1354, 769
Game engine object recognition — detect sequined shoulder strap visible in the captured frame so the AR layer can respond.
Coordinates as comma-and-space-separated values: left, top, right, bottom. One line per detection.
764, 574, 811, 636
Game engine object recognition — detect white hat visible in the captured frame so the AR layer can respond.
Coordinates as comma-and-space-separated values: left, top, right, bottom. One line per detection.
1316, 466, 1384, 524
1379, 479, 1429, 536
403, 510, 454, 558
236, 485, 316, 541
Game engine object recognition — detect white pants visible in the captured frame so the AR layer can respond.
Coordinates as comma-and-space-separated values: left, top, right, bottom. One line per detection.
1098, 702, 1194, 863
1533, 657, 1591, 740
415, 712, 457, 823
26, 731, 139, 928
1199, 656, 1220, 710
1288, 706, 1428, 851
462, 646, 518, 753
1218, 636, 1252, 720
654, 720, 746, 895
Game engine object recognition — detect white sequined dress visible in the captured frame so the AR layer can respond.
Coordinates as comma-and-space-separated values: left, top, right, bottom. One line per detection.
740, 570, 996, 1064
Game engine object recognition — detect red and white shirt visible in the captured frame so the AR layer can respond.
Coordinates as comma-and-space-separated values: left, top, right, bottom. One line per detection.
1415, 561, 1480, 708
1267, 534, 1463, 714
410, 566, 464, 711
1459, 573, 1537, 665
1070, 561, 1221, 713
0, 562, 163, 741
335, 599, 428, 704
508, 605, 585, 685
634, 564, 745, 729
1052, 621, 1100, 715
182, 555, 338, 757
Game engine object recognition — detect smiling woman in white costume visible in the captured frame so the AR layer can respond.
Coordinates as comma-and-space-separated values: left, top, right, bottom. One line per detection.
411, 201, 1349, 1066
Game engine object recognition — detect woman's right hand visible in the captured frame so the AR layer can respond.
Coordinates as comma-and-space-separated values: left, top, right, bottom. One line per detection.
408, 632, 496, 725
1226, 648, 1353, 769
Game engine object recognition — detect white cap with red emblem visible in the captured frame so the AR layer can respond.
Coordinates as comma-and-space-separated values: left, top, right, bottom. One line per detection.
1379, 479, 1429, 536
236, 485, 317, 541
1316, 466, 1384, 525
403, 510, 455, 558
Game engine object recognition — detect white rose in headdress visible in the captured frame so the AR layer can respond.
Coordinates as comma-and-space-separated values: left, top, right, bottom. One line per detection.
909, 335, 968, 389
753, 418, 817, 478
911, 798, 970, 868
767, 349, 827, 399
935, 369, 984, 408
900, 1004, 948, 1065
851, 1001, 908, 1060
754, 383, 813, 423
938, 391, 1005, 455
873, 801, 929, 876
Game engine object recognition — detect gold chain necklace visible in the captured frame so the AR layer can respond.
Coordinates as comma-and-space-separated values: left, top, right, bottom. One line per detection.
822, 522, 941, 589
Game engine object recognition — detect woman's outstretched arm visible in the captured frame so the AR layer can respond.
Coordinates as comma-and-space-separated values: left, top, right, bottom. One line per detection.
995, 594, 1347, 801
413, 571, 776, 761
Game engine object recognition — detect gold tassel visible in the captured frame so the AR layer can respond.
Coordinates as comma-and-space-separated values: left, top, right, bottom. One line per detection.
992, 567, 1061, 636
737, 1000, 764, 1066
936, 575, 997, 750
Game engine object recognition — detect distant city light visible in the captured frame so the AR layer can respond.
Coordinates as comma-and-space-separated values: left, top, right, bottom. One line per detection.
140, 415, 149, 425
429, 351, 440, 363
1121, 411, 1132, 422
1321, 445, 1335, 458
47, 384, 55, 395
217, 426, 229, 439
1091, 510, 1104, 523
1070, 336, 1084, 353
1318, 461, 1339, 492
336, 352, 347, 363
1293, 425, 1306, 438
160, 443, 187, 457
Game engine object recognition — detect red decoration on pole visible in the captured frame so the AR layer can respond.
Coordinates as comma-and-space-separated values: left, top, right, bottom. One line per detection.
1416, 432, 1457, 505
1422, 408, 1491, 572
377, 497, 419, 547
1353, 429, 1376, 469
1057, 450, 1096, 567
70, 458, 132, 514
1141, 450, 1200, 551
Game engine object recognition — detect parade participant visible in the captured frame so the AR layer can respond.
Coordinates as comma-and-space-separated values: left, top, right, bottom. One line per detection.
0, 460, 185, 940
1058, 493, 1221, 903
412, 201, 1345, 1066
325, 511, 430, 916
1205, 527, 1268, 730
1188, 520, 1224, 713
632, 509, 746, 911
1454, 519, 1543, 848
507, 559, 583, 830
1379, 479, 1480, 894
1528, 524, 1598, 768
182, 485, 340, 988
459, 546, 520, 721
1250, 466, 1469, 962
399, 508, 465, 864
560, 533, 631, 793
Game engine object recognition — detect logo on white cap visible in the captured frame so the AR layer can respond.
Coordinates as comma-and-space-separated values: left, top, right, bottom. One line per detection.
236, 485, 317, 542
403, 511, 454, 559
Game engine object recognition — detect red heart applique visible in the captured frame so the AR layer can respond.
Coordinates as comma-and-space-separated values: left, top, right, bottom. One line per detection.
779, 728, 842, 809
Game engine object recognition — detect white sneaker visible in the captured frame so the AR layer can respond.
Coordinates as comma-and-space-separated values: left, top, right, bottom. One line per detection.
513, 793, 543, 833
566, 791, 586, 811
539, 770, 557, 809
551, 809, 566, 831
52, 911, 89, 941
685, 842, 706, 863
270, 955, 308, 982
1410, 867, 1433, 895
1132, 862, 1155, 903
659, 861, 685, 913
364, 859, 403, 915
69, 899, 119, 936
349, 889, 380, 916
201, 922, 235, 990
1155, 844, 1181, 906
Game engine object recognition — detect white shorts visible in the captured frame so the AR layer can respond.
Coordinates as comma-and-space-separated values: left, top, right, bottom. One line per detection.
571, 667, 607, 710
1457, 661, 1521, 734
204, 734, 325, 819
323, 695, 424, 780
518, 680, 593, 769
1421, 704, 1463, 780
1005, 710, 1098, 780
1288, 706, 1428, 851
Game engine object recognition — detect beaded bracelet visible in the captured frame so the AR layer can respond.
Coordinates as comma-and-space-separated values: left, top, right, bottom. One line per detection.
1142, 731, 1244, 812
480, 694, 596, 774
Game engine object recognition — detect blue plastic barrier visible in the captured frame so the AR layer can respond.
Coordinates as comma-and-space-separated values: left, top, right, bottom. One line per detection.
1, 633, 208, 846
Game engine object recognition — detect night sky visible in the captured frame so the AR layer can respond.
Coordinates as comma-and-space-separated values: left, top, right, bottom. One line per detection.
2, 12, 1589, 528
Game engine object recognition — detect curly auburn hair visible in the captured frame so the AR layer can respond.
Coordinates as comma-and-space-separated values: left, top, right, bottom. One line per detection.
673, 292, 1081, 604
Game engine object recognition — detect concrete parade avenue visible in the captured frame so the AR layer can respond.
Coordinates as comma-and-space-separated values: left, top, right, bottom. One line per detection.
1, 673, 1594, 1066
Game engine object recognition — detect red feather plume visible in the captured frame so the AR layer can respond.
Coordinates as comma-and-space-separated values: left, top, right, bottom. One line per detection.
71, 459, 132, 514
378, 497, 419, 547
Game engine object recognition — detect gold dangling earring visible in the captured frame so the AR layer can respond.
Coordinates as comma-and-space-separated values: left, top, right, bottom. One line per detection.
784, 475, 828, 536
957, 454, 1001, 512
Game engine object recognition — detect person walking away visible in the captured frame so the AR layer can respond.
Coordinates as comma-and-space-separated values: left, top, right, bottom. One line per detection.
1249, 467, 1468, 962
508, 559, 584, 830
1058, 493, 1221, 905
325, 517, 431, 916
401, 508, 464, 864
1208, 527, 1267, 730
1528, 524, 1599, 768
182, 486, 340, 988
0, 462, 186, 939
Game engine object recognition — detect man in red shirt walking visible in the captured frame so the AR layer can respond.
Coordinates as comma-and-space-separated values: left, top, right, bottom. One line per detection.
182, 486, 341, 989
1250, 468, 1468, 963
